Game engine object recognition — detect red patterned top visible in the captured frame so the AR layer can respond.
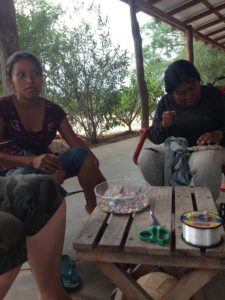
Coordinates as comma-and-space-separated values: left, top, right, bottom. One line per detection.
0, 95, 66, 156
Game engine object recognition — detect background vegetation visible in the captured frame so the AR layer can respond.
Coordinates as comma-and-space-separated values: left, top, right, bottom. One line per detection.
2, 0, 225, 142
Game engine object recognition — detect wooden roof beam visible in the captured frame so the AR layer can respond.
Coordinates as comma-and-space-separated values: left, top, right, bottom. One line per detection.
196, 17, 225, 31
186, 25, 194, 63
202, 0, 223, 19
194, 30, 225, 52
119, 0, 225, 53
120, 0, 190, 31
214, 34, 225, 42
167, 0, 202, 16
184, 3, 225, 24
207, 27, 225, 37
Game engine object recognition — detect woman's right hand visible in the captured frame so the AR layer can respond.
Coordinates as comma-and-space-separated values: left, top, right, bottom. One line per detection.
162, 110, 176, 128
30, 154, 63, 174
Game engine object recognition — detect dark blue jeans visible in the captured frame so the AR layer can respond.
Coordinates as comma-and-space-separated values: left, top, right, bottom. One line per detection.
6, 147, 90, 178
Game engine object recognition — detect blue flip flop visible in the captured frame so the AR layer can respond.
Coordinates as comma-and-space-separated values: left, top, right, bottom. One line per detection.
60, 255, 82, 292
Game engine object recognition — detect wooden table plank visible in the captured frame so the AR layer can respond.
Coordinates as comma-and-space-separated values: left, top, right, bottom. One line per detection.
175, 186, 201, 255
124, 209, 150, 254
193, 187, 225, 256
194, 187, 217, 212
192, 188, 225, 258
98, 214, 130, 249
146, 186, 172, 255
153, 186, 172, 228
124, 187, 157, 254
73, 208, 109, 250
124, 186, 171, 255
76, 248, 225, 269
205, 234, 225, 258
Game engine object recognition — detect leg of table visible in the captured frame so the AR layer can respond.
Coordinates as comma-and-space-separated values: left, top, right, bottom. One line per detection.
95, 261, 153, 300
165, 269, 219, 300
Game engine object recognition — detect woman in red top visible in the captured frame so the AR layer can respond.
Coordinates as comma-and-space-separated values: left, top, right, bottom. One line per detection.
0, 51, 106, 214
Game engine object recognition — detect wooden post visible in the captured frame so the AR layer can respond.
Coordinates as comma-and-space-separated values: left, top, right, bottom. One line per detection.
129, 0, 149, 129
186, 25, 194, 63
0, 0, 19, 94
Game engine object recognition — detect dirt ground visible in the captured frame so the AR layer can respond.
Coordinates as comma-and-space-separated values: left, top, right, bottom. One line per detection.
85, 130, 140, 149
50, 130, 140, 156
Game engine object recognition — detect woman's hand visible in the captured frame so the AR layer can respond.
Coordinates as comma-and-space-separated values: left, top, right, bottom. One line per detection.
197, 130, 223, 145
30, 154, 63, 174
162, 110, 176, 128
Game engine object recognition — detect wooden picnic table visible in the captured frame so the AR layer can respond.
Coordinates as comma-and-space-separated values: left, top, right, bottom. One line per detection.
74, 186, 225, 300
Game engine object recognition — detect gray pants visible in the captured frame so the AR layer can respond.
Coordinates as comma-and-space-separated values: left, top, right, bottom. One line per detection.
138, 144, 225, 200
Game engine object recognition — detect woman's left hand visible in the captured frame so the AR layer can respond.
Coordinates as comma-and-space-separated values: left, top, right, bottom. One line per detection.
196, 130, 223, 145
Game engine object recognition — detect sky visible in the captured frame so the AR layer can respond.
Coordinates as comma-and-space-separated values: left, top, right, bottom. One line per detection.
53, 0, 150, 52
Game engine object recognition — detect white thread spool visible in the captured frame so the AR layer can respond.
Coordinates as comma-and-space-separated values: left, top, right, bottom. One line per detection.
180, 211, 223, 248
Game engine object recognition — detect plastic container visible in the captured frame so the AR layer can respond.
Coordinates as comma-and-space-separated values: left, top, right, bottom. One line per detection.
94, 179, 151, 214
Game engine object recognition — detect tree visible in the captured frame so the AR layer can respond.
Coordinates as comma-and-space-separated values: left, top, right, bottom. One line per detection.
145, 69, 164, 119
141, 18, 185, 81
141, 17, 225, 89
45, 5, 129, 142
114, 76, 140, 132
129, 18, 180, 120
0, 0, 19, 94
114, 69, 163, 131
129, 0, 149, 129
14, 0, 129, 142
15, 0, 64, 68
193, 40, 225, 86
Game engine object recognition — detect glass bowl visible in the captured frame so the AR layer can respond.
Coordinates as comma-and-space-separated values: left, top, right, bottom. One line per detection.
94, 179, 151, 214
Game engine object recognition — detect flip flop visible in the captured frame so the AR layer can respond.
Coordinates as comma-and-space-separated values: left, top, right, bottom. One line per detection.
60, 255, 82, 292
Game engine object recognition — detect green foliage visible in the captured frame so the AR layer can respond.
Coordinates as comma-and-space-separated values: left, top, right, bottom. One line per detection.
114, 67, 163, 130
15, 0, 64, 62
140, 18, 182, 117
4, 0, 225, 140
145, 75, 164, 119
14, 0, 129, 142
193, 41, 225, 86
114, 75, 140, 132
45, 7, 129, 142
141, 17, 225, 90
141, 18, 185, 81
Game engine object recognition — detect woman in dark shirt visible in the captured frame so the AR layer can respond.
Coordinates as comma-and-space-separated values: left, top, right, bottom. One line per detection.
0, 51, 106, 214
139, 59, 225, 200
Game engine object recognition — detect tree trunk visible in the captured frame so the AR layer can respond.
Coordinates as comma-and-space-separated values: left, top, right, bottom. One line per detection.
0, 0, 19, 94
129, 0, 149, 129
128, 123, 132, 132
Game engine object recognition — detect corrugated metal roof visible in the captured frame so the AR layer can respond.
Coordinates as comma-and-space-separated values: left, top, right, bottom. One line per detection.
119, 0, 225, 53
